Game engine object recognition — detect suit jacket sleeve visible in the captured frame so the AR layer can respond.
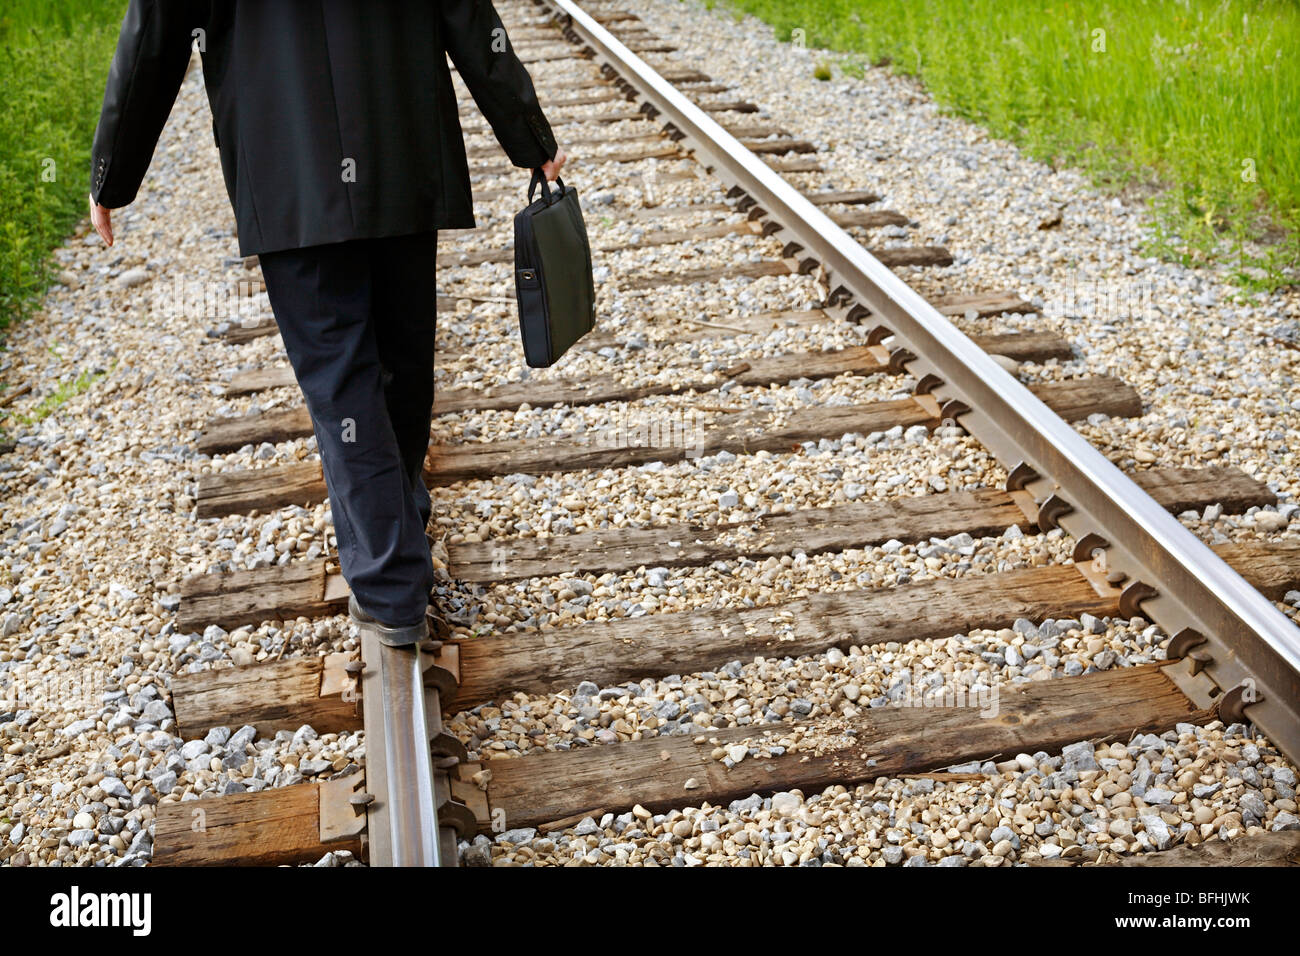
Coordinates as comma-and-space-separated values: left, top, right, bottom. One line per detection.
439, 0, 558, 169
91, 0, 206, 208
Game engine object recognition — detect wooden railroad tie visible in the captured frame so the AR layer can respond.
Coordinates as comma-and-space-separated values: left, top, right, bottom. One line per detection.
218, 280, 1024, 369
180, 468, 1279, 642
202, 327, 1070, 453
195, 375, 1140, 517
434, 207, 908, 268
221, 310, 1050, 399
446, 465, 1273, 584
152, 665, 1209, 865
1032, 830, 1300, 868
171, 533, 1297, 719
463, 124, 800, 156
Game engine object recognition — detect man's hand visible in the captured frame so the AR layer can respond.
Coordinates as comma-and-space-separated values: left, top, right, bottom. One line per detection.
89, 194, 113, 246
540, 147, 567, 182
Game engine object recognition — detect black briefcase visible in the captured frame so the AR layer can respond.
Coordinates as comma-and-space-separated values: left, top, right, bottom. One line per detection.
513, 170, 596, 368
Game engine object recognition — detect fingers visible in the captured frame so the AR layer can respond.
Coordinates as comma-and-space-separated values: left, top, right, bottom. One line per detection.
89, 194, 113, 246
542, 147, 568, 182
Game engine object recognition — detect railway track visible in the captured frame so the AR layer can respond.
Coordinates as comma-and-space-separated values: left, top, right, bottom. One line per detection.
149, 0, 1300, 866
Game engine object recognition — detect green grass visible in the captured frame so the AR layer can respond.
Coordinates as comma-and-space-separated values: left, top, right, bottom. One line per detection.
704, 0, 1300, 289
0, 1, 127, 332
14, 364, 106, 427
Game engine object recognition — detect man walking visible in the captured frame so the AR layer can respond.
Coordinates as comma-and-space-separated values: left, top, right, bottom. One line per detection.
90, 1, 565, 647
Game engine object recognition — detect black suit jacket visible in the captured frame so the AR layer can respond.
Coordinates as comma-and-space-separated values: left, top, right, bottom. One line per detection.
91, 0, 558, 255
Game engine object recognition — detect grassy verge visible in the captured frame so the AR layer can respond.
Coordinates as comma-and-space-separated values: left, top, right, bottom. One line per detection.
14, 365, 107, 427
0, 1, 126, 332
704, 0, 1300, 289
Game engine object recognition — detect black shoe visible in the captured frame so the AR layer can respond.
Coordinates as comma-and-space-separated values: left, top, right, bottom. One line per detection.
349, 594, 428, 647
348, 594, 376, 625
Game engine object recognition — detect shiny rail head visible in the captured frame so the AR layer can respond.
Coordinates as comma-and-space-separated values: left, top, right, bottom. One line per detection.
361, 632, 446, 866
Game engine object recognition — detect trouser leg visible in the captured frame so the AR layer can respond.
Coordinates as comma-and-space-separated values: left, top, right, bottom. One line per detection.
258, 237, 434, 627
369, 231, 438, 533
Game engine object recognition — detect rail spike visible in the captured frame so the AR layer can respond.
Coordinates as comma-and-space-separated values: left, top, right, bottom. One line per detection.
1005, 461, 1039, 492
938, 398, 970, 423
886, 347, 917, 374
423, 658, 459, 699
1217, 683, 1261, 725
430, 731, 469, 764
437, 794, 479, 839
1166, 627, 1208, 660
827, 285, 852, 306
1036, 494, 1073, 532
1070, 532, 1108, 564
1118, 580, 1158, 618
914, 373, 944, 395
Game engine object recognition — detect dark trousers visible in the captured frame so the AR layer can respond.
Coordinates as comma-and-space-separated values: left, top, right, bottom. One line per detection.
259, 232, 438, 627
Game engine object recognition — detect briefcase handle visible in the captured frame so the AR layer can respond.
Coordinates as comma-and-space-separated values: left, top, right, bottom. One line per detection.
528, 168, 568, 205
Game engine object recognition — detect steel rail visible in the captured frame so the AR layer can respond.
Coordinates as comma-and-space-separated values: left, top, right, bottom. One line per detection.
542, 0, 1300, 759
379, 641, 441, 865
359, 632, 457, 866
